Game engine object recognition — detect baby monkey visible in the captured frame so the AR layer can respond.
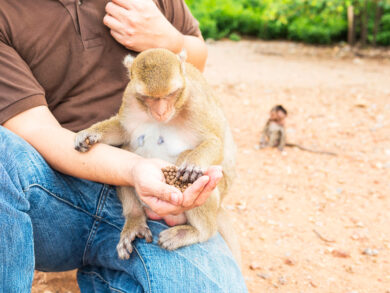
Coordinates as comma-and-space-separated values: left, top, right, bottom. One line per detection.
259, 105, 288, 151
74, 48, 238, 261
259, 105, 337, 155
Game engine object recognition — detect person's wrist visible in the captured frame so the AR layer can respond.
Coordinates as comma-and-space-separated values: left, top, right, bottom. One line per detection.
123, 154, 143, 186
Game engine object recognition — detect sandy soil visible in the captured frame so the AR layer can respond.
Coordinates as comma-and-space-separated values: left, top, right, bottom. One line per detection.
32, 40, 390, 293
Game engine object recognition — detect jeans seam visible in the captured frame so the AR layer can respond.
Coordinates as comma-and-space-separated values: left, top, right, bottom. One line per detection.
82, 184, 110, 266
96, 184, 110, 216
22, 184, 122, 233
23, 184, 97, 218
133, 246, 152, 293
79, 271, 126, 293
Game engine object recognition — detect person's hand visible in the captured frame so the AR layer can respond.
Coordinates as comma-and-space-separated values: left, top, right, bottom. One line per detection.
130, 158, 223, 225
104, 0, 184, 53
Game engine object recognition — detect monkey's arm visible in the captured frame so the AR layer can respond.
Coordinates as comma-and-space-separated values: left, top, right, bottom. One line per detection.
259, 121, 270, 148
278, 129, 287, 151
75, 115, 126, 152
177, 136, 223, 169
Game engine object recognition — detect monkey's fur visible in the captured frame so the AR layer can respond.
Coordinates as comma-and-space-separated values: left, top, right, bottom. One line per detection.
259, 105, 288, 151
74, 48, 240, 262
259, 105, 337, 156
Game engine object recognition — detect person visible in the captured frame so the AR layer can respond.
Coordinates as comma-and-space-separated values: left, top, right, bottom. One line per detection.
0, 0, 247, 292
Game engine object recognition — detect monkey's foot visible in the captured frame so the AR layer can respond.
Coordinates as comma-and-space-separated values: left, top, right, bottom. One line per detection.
176, 164, 204, 184
74, 131, 102, 152
158, 225, 199, 250
116, 224, 153, 260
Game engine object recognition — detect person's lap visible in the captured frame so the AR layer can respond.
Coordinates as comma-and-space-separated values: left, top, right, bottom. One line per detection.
0, 126, 246, 293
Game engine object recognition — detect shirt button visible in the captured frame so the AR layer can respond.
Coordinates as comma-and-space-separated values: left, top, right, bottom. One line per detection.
78, 0, 82, 5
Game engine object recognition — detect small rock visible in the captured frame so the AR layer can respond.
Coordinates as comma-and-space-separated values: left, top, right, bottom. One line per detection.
205, 38, 216, 44
310, 281, 318, 288
257, 272, 270, 280
331, 249, 350, 258
236, 201, 246, 211
284, 258, 296, 266
278, 275, 288, 285
249, 262, 261, 270
362, 248, 379, 256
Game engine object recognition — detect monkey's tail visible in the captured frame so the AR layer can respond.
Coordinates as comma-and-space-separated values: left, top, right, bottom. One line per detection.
285, 143, 337, 156
217, 208, 242, 269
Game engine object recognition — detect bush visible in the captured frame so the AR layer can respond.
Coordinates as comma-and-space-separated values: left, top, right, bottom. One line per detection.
186, 0, 390, 46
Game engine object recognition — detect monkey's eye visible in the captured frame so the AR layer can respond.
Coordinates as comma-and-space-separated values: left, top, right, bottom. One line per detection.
166, 88, 183, 100
135, 94, 148, 103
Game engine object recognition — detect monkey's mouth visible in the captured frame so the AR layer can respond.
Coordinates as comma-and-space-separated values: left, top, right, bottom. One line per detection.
151, 111, 175, 123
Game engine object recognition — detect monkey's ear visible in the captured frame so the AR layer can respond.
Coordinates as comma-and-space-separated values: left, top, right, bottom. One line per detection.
123, 54, 135, 69
178, 49, 187, 74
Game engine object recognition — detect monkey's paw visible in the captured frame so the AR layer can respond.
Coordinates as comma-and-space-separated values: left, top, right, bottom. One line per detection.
116, 224, 153, 260
158, 225, 198, 250
176, 164, 204, 184
74, 131, 101, 152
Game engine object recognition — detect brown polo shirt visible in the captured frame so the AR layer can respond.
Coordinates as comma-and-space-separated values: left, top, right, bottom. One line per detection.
0, 0, 199, 132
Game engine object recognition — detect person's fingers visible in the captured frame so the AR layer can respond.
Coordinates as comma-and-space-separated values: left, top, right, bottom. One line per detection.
181, 175, 209, 208
110, 30, 134, 49
142, 196, 184, 216
111, 0, 132, 10
194, 167, 223, 207
105, 2, 129, 23
103, 14, 125, 32
141, 180, 183, 205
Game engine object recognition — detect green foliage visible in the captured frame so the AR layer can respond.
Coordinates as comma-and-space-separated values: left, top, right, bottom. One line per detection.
186, 0, 390, 45
229, 33, 241, 41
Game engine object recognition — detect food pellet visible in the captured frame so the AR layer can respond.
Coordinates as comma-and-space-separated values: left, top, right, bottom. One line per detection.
162, 166, 200, 192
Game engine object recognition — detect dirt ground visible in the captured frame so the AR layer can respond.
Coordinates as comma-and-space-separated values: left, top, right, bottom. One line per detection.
32, 40, 390, 293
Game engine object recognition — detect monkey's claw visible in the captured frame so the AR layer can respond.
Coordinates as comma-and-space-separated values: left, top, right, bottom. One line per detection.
176, 164, 204, 183
116, 224, 153, 260
74, 131, 101, 152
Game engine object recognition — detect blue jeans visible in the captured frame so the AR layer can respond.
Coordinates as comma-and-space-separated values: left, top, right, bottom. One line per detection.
0, 126, 247, 293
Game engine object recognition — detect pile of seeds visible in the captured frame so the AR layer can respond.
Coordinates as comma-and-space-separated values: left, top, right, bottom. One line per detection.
162, 166, 203, 192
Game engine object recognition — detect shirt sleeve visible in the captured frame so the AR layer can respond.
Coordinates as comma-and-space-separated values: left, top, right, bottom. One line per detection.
161, 0, 201, 37
0, 39, 47, 125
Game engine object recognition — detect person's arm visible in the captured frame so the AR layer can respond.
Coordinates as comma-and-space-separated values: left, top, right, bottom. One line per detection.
103, 0, 208, 71
4, 105, 222, 217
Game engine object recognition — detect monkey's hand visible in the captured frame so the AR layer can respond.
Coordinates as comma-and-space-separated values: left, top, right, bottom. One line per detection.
74, 130, 102, 152
176, 164, 204, 185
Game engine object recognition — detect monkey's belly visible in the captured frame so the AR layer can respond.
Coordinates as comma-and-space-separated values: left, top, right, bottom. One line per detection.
129, 123, 199, 164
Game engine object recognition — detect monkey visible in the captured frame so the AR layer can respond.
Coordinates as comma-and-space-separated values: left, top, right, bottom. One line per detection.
259, 105, 288, 151
259, 105, 337, 156
74, 48, 240, 263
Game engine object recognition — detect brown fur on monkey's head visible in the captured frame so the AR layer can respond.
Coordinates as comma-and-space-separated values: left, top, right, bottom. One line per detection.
123, 48, 186, 98
271, 105, 288, 116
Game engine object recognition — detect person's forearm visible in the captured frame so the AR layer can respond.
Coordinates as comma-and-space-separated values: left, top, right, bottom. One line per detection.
181, 35, 207, 72
4, 106, 140, 186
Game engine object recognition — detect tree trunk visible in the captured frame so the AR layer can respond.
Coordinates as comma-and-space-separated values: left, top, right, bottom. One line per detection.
348, 6, 355, 45
373, 0, 383, 46
360, 0, 368, 46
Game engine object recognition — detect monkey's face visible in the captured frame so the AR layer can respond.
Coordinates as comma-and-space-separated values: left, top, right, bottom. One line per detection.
124, 48, 187, 123
136, 88, 183, 123
270, 110, 287, 126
